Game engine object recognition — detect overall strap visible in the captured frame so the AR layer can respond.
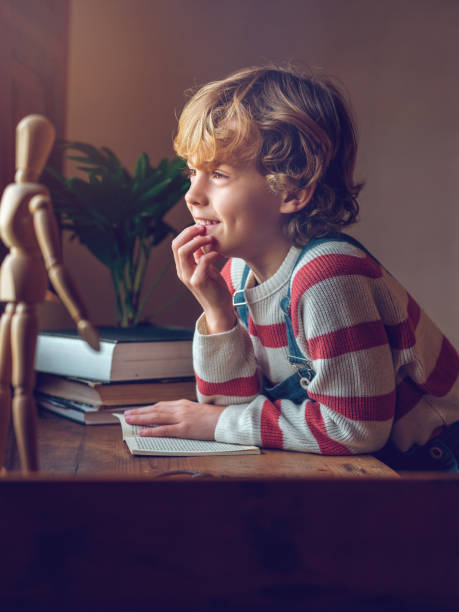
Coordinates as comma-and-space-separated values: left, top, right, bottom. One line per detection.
232, 264, 251, 328
280, 246, 317, 387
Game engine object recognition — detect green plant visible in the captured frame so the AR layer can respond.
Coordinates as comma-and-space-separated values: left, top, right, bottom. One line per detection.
44, 142, 189, 327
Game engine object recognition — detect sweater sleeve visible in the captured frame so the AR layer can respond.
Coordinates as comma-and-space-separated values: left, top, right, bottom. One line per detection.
193, 313, 262, 404
209, 252, 396, 454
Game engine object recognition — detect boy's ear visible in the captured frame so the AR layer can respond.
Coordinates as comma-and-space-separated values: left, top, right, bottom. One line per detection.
280, 185, 315, 215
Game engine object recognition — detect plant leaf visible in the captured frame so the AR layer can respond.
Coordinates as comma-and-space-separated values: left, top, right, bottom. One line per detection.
134, 153, 149, 181
101, 146, 123, 168
137, 177, 173, 202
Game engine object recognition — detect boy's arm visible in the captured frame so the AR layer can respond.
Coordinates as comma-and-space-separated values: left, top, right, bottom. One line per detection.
192, 256, 263, 404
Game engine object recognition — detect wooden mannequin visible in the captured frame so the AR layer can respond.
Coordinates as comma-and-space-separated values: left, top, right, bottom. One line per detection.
0, 115, 99, 473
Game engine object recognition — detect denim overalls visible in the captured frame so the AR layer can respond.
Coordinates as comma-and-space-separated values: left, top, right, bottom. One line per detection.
232, 233, 459, 472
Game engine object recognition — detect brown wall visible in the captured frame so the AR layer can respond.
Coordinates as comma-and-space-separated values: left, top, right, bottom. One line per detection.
44, 0, 459, 345
0, 0, 69, 191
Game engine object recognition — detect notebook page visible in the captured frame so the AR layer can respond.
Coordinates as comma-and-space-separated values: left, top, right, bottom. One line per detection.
113, 413, 260, 456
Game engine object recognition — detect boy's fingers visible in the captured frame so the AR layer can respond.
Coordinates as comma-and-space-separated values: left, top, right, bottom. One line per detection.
176, 234, 212, 258
171, 225, 205, 261
191, 254, 218, 283
194, 245, 219, 263
175, 236, 213, 277
138, 425, 181, 438
172, 225, 206, 274
124, 404, 157, 415
194, 250, 222, 275
125, 409, 177, 425
125, 413, 156, 425
171, 224, 205, 249
193, 247, 205, 264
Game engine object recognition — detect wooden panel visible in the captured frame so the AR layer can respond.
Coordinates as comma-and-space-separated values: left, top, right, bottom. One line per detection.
0, 0, 69, 192
0, 477, 458, 611
0, 2, 13, 192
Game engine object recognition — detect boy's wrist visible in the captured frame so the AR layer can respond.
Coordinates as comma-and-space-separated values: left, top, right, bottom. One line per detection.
204, 310, 237, 334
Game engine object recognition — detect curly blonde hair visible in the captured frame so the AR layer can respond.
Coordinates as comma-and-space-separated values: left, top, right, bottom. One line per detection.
174, 65, 362, 245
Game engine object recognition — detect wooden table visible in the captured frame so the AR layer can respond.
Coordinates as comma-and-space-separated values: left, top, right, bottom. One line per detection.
4, 408, 396, 478
3, 410, 459, 612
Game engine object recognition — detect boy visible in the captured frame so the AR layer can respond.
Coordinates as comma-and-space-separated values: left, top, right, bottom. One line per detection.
125, 66, 459, 470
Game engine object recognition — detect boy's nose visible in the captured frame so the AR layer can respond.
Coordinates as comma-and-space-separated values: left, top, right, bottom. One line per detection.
185, 181, 208, 207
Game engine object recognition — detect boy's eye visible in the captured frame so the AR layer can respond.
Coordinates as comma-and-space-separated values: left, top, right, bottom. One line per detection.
184, 167, 196, 178
183, 167, 227, 180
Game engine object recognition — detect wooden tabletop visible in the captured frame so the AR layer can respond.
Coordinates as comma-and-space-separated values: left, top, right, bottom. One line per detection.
4, 408, 397, 478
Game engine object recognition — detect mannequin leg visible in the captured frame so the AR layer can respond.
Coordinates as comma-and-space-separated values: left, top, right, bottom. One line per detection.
11, 302, 39, 472
0, 303, 14, 474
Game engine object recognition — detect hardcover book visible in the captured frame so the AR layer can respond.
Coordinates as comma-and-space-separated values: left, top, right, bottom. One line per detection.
35, 373, 196, 406
34, 325, 194, 382
36, 393, 135, 425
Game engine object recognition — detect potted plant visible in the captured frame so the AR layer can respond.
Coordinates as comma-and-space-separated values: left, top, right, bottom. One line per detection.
43, 142, 190, 327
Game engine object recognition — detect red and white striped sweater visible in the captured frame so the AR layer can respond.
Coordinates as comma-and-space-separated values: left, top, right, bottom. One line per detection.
193, 239, 459, 454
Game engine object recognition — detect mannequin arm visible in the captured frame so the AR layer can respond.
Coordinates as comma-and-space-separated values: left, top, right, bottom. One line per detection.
30, 194, 99, 350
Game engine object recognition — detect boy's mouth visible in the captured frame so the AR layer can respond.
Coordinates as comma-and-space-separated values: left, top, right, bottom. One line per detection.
194, 217, 220, 231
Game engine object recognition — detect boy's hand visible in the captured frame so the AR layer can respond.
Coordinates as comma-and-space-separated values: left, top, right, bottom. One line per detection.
124, 400, 225, 439
172, 225, 236, 333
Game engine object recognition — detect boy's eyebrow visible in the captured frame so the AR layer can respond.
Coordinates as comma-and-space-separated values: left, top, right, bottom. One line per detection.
186, 161, 229, 170
186, 158, 242, 172
187, 160, 204, 169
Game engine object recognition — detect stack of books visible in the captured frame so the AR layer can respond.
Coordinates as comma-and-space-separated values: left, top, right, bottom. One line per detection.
34, 325, 196, 425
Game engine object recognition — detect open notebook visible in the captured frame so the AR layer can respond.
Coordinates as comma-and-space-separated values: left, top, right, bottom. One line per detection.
113, 413, 260, 456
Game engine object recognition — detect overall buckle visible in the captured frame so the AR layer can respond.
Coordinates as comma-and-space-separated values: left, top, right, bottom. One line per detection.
232, 289, 248, 307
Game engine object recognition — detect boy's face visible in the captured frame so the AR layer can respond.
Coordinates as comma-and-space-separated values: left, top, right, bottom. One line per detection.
185, 158, 291, 278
